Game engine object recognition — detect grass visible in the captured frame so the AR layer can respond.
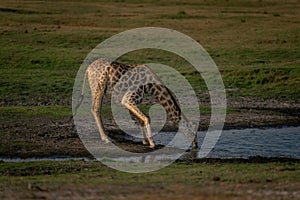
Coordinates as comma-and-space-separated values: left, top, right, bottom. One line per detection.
0, 160, 299, 182
0, 106, 71, 119
0, 160, 299, 198
222, 65, 300, 99
0, 0, 299, 110
0, 1, 298, 150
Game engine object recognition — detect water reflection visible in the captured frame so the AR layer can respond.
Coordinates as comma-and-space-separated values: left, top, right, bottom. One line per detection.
1, 126, 299, 163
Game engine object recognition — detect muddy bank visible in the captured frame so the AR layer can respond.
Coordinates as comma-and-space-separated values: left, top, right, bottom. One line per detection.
0, 97, 299, 159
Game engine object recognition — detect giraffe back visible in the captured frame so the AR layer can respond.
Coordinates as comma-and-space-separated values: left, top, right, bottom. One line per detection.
87, 58, 182, 124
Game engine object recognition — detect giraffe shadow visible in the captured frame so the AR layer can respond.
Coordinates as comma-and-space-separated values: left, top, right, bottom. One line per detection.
107, 130, 165, 153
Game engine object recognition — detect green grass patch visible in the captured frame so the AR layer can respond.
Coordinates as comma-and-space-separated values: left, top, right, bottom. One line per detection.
0, 160, 299, 199
221, 65, 300, 100
0, 68, 76, 105
0, 160, 299, 184
0, 106, 71, 119
0, 0, 299, 108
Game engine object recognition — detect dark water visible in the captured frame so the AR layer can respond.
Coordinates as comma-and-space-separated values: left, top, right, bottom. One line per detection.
202, 126, 300, 159
150, 126, 300, 159
1, 126, 299, 162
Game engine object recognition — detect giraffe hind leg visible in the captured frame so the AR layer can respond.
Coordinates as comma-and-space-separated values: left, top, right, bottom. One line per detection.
92, 73, 109, 144
92, 108, 109, 144
122, 100, 155, 148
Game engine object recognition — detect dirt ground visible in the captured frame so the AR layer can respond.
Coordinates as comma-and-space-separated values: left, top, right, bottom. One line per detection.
0, 86, 299, 200
3, 182, 300, 200
0, 96, 299, 158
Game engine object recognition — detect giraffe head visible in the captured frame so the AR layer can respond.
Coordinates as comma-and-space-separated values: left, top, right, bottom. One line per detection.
179, 119, 199, 150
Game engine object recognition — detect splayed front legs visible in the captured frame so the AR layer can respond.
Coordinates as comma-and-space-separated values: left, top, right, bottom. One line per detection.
122, 96, 155, 148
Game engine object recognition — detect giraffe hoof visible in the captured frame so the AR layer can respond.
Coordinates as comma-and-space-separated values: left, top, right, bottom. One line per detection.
149, 144, 155, 149
103, 139, 110, 144
142, 140, 149, 145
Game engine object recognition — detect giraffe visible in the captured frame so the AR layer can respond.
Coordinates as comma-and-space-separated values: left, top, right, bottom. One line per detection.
74, 58, 198, 149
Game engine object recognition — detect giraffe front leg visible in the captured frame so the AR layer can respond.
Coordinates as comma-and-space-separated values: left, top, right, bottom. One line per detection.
130, 111, 148, 145
122, 98, 155, 148
145, 119, 155, 148
139, 126, 149, 145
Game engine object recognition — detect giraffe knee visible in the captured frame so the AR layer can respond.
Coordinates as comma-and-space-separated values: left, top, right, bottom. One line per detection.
144, 118, 150, 127
92, 108, 100, 115
121, 98, 127, 106
121, 92, 132, 105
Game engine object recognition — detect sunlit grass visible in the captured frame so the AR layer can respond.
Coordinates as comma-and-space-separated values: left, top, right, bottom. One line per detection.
0, 0, 299, 108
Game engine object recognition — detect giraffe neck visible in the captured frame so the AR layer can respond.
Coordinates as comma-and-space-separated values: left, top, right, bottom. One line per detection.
146, 83, 181, 124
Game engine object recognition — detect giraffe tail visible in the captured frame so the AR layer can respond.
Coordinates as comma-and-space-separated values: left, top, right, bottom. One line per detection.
73, 68, 88, 117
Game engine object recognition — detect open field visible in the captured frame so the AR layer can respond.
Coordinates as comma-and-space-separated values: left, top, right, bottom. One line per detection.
0, 0, 299, 157
0, 0, 299, 105
0, 0, 300, 199
0, 160, 300, 199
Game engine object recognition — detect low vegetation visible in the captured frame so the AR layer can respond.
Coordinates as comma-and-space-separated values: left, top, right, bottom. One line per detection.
0, 160, 299, 199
